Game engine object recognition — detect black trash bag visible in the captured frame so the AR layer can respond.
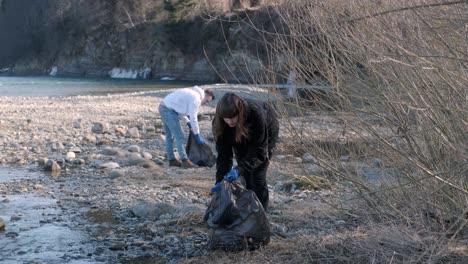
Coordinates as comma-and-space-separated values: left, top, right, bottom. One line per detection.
204, 179, 271, 251
186, 131, 216, 167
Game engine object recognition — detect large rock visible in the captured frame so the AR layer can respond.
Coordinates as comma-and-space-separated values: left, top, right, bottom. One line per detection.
99, 147, 127, 157
130, 202, 175, 221
125, 145, 140, 153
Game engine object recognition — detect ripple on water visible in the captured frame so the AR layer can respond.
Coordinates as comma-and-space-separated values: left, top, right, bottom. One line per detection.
0, 167, 98, 263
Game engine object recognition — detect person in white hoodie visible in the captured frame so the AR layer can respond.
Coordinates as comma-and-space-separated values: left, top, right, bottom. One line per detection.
158, 86, 215, 168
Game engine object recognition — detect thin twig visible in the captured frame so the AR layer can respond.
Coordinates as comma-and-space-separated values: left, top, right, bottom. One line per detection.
344, 0, 468, 24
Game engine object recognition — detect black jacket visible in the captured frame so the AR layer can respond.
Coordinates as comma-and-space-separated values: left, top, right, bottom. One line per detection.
214, 98, 279, 182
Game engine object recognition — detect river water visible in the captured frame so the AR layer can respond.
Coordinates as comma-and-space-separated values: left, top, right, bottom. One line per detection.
0, 76, 200, 97
0, 167, 98, 264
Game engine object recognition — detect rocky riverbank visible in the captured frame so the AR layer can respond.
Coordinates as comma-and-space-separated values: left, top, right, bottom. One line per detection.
0, 85, 354, 263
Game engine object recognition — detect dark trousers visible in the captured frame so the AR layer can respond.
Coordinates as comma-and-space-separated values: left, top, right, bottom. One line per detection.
244, 160, 270, 211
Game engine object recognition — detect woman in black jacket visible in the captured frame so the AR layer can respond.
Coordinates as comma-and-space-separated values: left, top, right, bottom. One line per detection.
212, 92, 279, 210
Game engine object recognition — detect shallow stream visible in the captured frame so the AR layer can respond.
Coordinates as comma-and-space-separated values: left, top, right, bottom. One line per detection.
0, 167, 98, 264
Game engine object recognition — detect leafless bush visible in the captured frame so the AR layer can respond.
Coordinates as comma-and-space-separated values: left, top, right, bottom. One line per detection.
245, 0, 468, 261
197, 0, 285, 12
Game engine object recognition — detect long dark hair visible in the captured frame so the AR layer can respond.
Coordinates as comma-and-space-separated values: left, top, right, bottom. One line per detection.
213, 92, 248, 143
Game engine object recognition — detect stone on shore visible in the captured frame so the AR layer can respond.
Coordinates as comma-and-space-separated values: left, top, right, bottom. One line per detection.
0, 217, 5, 231
99, 162, 120, 169
45, 160, 61, 172
127, 127, 140, 138
66, 152, 76, 160
92, 122, 109, 134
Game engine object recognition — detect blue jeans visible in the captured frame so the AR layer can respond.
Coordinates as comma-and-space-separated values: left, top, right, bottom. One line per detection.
159, 103, 187, 160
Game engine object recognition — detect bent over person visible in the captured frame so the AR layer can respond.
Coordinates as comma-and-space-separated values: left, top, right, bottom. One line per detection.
211, 92, 279, 210
159, 86, 214, 168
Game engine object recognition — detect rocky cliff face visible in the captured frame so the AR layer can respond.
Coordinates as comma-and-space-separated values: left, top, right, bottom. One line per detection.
0, 0, 278, 82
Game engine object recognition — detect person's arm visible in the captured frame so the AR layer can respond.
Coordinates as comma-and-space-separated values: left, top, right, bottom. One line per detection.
183, 116, 190, 125
216, 142, 233, 183
188, 101, 201, 135
213, 119, 234, 183
237, 106, 269, 176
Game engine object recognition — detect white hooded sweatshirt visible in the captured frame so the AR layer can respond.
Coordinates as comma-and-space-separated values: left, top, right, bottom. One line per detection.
162, 86, 204, 135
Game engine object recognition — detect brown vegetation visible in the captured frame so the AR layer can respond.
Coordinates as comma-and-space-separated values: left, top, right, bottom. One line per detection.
253, 0, 468, 262
193, 0, 467, 262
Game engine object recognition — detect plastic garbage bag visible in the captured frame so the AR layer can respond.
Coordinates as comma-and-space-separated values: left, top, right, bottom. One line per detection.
204, 179, 271, 251
186, 131, 216, 167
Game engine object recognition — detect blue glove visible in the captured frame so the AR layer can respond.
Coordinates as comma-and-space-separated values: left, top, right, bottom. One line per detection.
210, 182, 221, 193
224, 168, 239, 182
195, 133, 204, 145
186, 122, 192, 129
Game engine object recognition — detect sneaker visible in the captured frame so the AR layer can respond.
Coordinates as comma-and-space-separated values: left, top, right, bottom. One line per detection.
181, 159, 196, 168
169, 159, 182, 167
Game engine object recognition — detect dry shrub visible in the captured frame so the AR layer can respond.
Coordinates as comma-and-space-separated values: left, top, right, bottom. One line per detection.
176, 212, 205, 227
293, 174, 331, 190
292, 225, 466, 263
113, 0, 167, 29
198, 0, 286, 12
244, 0, 468, 261
184, 224, 467, 263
